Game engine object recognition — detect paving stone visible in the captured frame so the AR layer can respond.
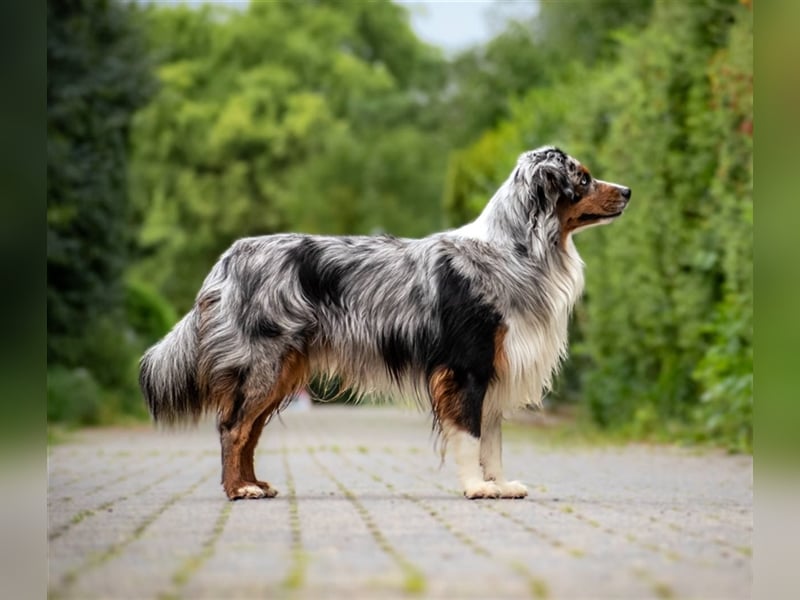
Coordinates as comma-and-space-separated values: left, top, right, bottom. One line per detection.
48, 406, 752, 599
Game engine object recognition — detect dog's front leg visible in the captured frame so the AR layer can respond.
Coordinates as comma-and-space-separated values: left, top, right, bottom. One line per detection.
480, 414, 528, 499
449, 426, 501, 499
431, 367, 501, 499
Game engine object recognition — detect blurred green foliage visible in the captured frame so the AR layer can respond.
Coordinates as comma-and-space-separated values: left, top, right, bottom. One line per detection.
47, 0, 156, 425
445, 0, 752, 451
129, 1, 450, 311
47, 0, 751, 451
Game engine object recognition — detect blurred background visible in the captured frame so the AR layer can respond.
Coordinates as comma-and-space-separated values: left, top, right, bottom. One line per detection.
46, 0, 752, 452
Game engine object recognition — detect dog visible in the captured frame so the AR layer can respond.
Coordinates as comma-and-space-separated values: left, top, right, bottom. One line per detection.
139, 146, 631, 500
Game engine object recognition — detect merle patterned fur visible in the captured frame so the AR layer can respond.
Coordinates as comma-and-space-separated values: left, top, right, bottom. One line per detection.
140, 146, 631, 500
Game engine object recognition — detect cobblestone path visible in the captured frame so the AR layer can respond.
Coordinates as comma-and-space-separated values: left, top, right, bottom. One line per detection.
48, 407, 752, 599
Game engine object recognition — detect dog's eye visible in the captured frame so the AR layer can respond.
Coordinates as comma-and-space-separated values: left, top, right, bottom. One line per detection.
580, 174, 591, 186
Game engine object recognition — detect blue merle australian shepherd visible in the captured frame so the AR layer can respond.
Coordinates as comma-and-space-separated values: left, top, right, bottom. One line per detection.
140, 146, 631, 500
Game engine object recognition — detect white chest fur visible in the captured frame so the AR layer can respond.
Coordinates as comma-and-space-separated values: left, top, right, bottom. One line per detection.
493, 240, 585, 415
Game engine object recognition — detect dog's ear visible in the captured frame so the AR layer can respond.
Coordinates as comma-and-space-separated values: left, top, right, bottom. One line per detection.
542, 166, 574, 204
517, 147, 574, 212
527, 163, 573, 212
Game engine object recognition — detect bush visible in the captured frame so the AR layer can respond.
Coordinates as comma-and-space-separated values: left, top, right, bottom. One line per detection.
125, 279, 179, 345
47, 314, 154, 425
47, 367, 105, 426
443, 0, 752, 450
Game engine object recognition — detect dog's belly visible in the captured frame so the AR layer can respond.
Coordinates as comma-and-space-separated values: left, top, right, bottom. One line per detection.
305, 338, 425, 402
300, 305, 570, 414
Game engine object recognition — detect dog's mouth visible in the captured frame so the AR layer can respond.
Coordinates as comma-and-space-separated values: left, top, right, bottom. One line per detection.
577, 210, 623, 222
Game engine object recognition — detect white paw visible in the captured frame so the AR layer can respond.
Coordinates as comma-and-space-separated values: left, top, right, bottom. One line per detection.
236, 484, 267, 499
495, 480, 528, 499
463, 479, 501, 499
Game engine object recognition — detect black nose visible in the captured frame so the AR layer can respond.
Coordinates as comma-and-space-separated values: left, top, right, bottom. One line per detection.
621, 187, 632, 199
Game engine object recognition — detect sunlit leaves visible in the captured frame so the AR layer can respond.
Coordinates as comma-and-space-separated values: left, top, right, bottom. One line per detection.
130, 0, 448, 311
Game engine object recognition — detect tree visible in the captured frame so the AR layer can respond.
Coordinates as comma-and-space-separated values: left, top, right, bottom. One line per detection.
440, 0, 655, 148
444, 20, 548, 146
48, 0, 154, 366
130, 0, 448, 312
443, 0, 752, 450
535, 0, 654, 67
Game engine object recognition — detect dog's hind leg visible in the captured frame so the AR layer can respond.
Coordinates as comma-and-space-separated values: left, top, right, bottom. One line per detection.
218, 388, 272, 500
239, 407, 277, 496
220, 349, 310, 500
430, 367, 500, 499
480, 404, 527, 498
219, 428, 265, 499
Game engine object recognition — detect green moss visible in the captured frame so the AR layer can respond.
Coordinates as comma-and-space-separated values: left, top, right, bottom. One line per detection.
403, 569, 427, 595
653, 581, 675, 599
530, 577, 550, 600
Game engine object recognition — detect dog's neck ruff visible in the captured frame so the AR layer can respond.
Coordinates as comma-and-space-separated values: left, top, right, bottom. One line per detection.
454, 173, 586, 304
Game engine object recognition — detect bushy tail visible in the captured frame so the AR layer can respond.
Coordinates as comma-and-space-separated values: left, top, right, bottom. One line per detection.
139, 311, 202, 425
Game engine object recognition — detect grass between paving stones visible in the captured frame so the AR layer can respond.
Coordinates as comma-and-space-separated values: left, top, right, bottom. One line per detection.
374, 454, 585, 560
68, 508, 97, 526
307, 447, 426, 595
52, 453, 162, 498
159, 500, 232, 599
490, 483, 684, 597
511, 562, 551, 600
613, 527, 681, 562
344, 452, 552, 599
491, 504, 585, 558
49, 469, 176, 541
377, 447, 687, 567
85, 462, 156, 495
631, 566, 676, 599
53, 464, 114, 489
387, 454, 682, 600
281, 447, 309, 591
383, 458, 684, 599
50, 471, 215, 597
642, 509, 752, 559
415, 458, 689, 569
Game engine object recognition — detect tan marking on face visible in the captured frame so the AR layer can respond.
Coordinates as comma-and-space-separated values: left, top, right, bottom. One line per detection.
557, 180, 628, 245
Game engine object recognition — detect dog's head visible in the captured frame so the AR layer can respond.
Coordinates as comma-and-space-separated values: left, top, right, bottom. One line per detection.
514, 146, 631, 243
